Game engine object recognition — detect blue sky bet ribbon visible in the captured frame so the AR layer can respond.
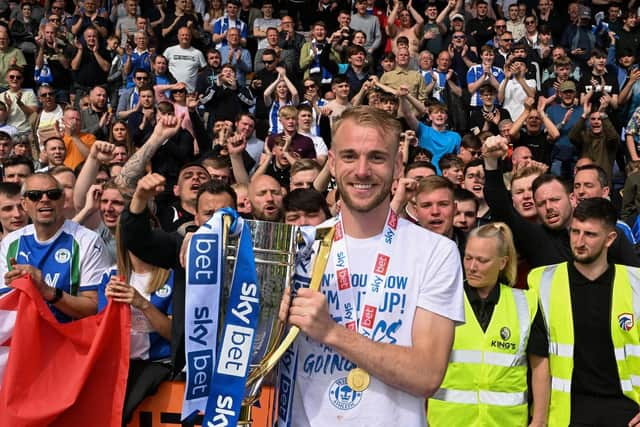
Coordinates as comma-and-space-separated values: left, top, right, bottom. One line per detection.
203, 212, 260, 427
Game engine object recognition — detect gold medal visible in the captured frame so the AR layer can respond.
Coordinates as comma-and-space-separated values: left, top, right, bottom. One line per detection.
347, 367, 370, 392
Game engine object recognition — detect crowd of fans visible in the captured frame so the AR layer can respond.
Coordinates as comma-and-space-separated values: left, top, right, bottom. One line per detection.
2, 0, 640, 423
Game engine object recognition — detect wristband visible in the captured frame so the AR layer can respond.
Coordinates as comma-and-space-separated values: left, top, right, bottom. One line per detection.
47, 287, 64, 304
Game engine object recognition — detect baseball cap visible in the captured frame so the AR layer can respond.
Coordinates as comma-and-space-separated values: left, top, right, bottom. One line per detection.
559, 81, 577, 92
451, 13, 465, 21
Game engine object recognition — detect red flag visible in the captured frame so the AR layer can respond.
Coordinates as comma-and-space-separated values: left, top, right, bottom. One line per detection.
0, 276, 130, 427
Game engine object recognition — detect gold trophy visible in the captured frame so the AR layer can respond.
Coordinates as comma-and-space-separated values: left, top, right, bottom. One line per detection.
220, 218, 335, 425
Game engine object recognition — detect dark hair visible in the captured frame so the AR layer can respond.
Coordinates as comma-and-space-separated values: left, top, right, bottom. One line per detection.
235, 112, 255, 124
454, 188, 479, 211
3, 155, 34, 173
331, 74, 348, 86
463, 158, 484, 175
532, 173, 572, 196
133, 68, 150, 77
196, 179, 237, 210
590, 47, 607, 59
381, 52, 396, 62
262, 48, 277, 58
461, 133, 482, 149
439, 153, 464, 171
0, 181, 21, 198
575, 164, 609, 188
139, 83, 155, 94
205, 47, 221, 57
347, 44, 366, 57
406, 160, 437, 175
297, 104, 313, 114
379, 91, 398, 105
572, 197, 617, 230
283, 188, 331, 218
410, 147, 433, 162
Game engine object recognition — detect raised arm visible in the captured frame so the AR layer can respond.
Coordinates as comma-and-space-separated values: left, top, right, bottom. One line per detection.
386, 2, 400, 37
509, 97, 534, 141
115, 114, 184, 191
398, 86, 420, 130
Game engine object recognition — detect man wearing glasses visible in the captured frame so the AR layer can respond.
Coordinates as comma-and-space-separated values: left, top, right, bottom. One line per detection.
33, 84, 64, 149
0, 173, 110, 323
116, 69, 150, 120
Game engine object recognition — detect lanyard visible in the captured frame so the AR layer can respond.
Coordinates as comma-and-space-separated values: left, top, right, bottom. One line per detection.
330, 209, 399, 337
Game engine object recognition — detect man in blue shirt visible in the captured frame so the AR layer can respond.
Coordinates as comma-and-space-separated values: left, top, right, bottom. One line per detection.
399, 86, 460, 175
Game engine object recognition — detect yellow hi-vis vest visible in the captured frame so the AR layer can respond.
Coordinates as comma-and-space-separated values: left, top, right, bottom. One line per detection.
528, 263, 640, 427
427, 284, 538, 427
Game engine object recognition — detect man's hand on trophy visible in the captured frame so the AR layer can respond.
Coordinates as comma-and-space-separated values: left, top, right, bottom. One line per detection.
285, 287, 337, 344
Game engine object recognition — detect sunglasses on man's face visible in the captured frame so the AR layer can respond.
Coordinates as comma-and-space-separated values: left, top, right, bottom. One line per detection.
40, 92, 55, 98
23, 188, 63, 202
7, 75, 22, 80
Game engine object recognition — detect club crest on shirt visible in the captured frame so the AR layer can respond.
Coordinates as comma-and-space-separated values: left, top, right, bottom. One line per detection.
155, 284, 172, 298
328, 377, 362, 410
618, 313, 634, 332
54, 248, 71, 264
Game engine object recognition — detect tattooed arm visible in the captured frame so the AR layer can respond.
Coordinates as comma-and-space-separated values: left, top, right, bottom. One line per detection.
115, 114, 185, 192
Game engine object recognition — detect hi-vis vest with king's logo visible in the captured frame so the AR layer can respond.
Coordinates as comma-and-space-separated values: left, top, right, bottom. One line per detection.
528, 262, 640, 427
428, 284, 538, 426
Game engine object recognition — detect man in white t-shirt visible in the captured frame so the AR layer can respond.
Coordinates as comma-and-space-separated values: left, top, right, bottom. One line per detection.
163, 27, 206, 92
279, 106, 465, 427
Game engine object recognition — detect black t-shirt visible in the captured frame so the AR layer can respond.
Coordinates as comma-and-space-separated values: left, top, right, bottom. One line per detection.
43, 44, 75, 90
579, 69, 620, 96
264, 159, 290, 189
515, 130, 551, 165
72, 47, 109, 88
157, 201, 194, 232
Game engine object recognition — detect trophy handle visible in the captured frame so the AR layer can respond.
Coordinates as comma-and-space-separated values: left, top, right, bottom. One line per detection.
247, 226, 335, 383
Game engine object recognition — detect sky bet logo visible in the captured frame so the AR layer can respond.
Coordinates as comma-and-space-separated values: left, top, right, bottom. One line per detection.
189, 235, 219, 285
186, 350, 214, 399
208, 282, 260, 427
218, 282, 259, 377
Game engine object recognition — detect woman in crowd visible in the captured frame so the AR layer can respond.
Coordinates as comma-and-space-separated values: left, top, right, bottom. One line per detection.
427, 222, 549, 426
109, 120, 134, 156
99, 217, 174, 425
263, 68, 299, 135
203, 0, 225, 32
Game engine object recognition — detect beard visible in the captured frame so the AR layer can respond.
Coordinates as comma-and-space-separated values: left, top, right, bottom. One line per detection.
337, 176, 392, 213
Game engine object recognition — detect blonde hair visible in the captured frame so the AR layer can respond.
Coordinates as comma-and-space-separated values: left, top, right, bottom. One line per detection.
332, 106, 402, 151
468, 222, 518, 286
115, 221, 170, 293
